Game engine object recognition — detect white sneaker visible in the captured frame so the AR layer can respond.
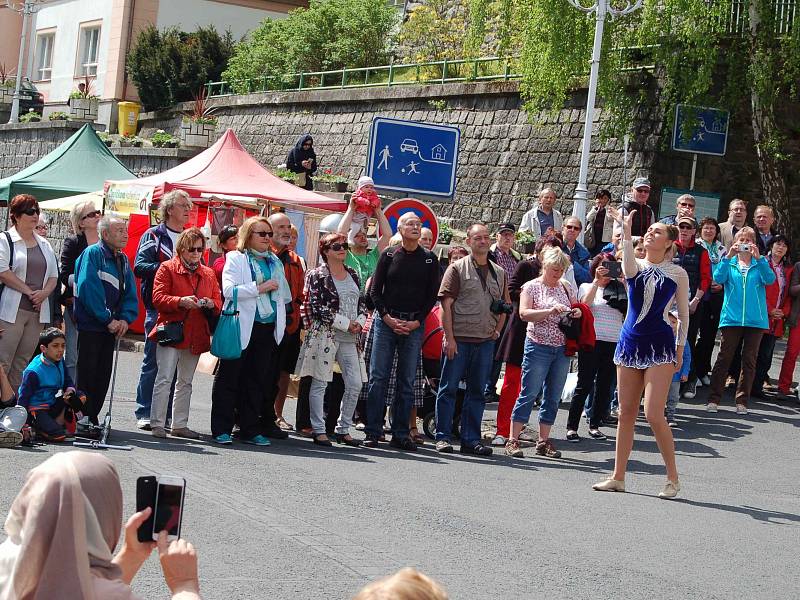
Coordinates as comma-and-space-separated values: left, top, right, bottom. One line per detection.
658, 479, 681, 499
136, 418, 151, 431
706, 403, 719, 413
491, 434, 507, 447
736, 404, 748, 415
701, 375, 711, 386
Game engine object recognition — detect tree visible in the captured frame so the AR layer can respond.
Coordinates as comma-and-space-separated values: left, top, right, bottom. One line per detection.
511, 0, 800, 239
127, 26, 235, 111
223, 0, 397, 93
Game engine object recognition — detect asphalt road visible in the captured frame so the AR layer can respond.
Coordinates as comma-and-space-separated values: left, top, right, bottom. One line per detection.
3, 344, 800, 599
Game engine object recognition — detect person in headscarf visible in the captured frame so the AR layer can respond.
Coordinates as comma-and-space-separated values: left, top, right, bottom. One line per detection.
0, 452, 202, 600
286, 134, 317, 191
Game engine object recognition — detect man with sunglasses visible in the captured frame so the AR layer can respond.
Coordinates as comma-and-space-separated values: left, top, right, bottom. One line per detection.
561, 216, 591, 286
660, 193, 696, 226
673, 215, 711, 399
617, 176, 656, 237
267, 211, 305, 436
365, 212, 440, 451
133, 189, 193, 430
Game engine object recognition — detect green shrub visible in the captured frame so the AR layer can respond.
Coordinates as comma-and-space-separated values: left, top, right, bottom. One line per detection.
48, 111, 70, 121
19, 110, 41, 123
127, 25, 235, 111
223, 0, 397, 93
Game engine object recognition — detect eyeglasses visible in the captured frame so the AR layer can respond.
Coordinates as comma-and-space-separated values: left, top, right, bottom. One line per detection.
187, 246, 205, 253
35, 225, 47, 231
81, 210, 102, 220
22, 207, 40, 216
329, 242, 349, 251
678, 202, 695, 208
678, 224, 695, 230
563, 225, 581, 231
252, 230, 273, 238
635, 188, 650, 194
302, 143, 312, 148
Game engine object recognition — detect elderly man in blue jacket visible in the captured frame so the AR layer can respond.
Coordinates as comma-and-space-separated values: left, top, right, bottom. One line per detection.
561, 216, 592, 287
74, 215, 138, 424
133, 189, 192, 429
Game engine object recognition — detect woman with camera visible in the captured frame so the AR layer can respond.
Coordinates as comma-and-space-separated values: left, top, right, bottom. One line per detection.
211, 216, 292, 446
149, 227, 221, 440
0, 452, 202, 599
295, 232, 368, 447
565, 253, 626, 442
505, 245, 579, 460
593, 208, 689, 498
706, 228, 776, 413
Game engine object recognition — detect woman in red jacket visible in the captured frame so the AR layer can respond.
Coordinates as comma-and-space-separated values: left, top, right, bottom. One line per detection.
149, 227, 222, 439
752, 235, 792, 397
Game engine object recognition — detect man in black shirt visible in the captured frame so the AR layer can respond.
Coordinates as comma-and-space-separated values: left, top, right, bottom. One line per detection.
365, 212, 440, 450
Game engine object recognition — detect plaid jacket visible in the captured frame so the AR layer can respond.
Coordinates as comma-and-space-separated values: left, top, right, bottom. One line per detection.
300, 264, 368, 330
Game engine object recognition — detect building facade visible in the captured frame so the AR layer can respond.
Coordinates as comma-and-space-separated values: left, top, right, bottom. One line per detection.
0, 0, 306, 126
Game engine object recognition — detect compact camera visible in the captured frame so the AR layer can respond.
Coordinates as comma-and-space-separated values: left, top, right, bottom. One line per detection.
738, 243, 751, 253
490, 299, 513, 315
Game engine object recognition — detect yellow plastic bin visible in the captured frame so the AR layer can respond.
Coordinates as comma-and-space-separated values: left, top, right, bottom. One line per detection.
117, 101, 141, 136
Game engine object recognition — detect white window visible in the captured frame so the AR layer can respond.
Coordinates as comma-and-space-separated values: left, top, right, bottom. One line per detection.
77, 25, 100, 76
35, 32, 54, 81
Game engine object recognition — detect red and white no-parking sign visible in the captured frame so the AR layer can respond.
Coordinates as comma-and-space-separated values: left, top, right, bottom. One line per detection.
383, 198, 439, 246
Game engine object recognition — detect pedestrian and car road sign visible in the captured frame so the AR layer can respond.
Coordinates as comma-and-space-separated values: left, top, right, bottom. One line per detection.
672, 104, 730, 156
383, 198, 439, 246
367, 117, 460, 198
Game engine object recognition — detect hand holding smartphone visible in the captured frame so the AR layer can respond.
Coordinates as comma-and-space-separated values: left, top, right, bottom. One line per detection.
137, 475, 186, 543
602, 261, 622, 279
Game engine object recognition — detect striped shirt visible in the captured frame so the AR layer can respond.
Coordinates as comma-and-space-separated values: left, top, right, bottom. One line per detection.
578, 283, 624, 343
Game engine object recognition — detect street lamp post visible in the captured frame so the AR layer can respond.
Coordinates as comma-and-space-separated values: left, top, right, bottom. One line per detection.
567, 0, 642, 237
6, 0, 40, 124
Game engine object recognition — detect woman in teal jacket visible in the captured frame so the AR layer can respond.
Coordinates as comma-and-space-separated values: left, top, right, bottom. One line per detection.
707, 227, 776, 414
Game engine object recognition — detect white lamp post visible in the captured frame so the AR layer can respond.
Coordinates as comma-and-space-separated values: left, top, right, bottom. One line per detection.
6, 0, 41, 124
567, 0, 642, 237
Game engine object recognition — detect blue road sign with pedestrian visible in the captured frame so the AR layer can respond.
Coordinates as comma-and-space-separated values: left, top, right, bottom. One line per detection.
366, 117, 460, 198
672, 104, 730, 156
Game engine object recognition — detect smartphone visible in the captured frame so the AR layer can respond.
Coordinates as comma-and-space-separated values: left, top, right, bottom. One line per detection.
136, 475, 158, 543
152, 476, 186, 542
602, 261, 622, 279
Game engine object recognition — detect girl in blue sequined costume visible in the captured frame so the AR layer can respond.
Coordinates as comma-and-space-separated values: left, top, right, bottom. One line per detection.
593, 207, 689, 499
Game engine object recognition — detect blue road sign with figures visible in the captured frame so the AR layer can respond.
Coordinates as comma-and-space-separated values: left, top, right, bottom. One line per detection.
672, 104, 730, 156
366, 117, 460, 198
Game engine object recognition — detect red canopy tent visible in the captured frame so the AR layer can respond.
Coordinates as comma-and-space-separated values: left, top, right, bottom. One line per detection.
105, 128, 347, 211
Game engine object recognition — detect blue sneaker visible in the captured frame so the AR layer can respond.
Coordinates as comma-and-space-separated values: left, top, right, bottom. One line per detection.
242, 434, 271, 446
213, 433, 233, 445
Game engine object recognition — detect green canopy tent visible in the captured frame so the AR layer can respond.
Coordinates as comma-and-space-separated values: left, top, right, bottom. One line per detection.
0, 123, 135, 204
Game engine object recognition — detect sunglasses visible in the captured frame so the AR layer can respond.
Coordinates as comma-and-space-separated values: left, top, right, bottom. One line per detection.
635, 188, 650, 193
252, 230, 273, 238
187, 246, 205, 253
564, 225, 581, 231
329, 242, 349, 251
81, 210, 102, 220
678, 224, 695, 230
22, 207, 40, 216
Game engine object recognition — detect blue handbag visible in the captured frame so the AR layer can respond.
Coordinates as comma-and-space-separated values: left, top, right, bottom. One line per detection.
211, 287, 242, 360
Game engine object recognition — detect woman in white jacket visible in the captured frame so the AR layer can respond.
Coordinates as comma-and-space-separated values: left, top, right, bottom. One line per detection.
0, 195, 58, 390
210, 216, 291, 447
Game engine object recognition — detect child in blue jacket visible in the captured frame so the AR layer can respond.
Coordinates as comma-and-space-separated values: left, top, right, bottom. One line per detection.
18, 328, 87, 442
666, 312, 691, 426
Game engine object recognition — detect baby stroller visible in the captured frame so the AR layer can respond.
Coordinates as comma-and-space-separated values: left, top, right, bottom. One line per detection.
419, 305, 464, 440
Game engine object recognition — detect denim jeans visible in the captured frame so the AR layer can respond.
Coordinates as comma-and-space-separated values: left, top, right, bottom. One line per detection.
511, 339, 571, 426
366, 318, 424, 439
310, 341, 363, 435
666, 380, 681, 420
63, 308, 79, 383
135, 308, 159, 420
436, 338, 494, 446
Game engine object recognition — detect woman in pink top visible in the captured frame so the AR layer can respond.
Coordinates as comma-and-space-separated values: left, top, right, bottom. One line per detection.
505, 246, 579, 459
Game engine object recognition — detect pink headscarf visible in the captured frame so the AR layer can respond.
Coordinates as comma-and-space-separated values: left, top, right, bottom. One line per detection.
0, 451, 140, 600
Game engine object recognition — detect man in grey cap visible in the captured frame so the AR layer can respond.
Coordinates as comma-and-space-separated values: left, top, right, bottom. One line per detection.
618, 177, 656, 237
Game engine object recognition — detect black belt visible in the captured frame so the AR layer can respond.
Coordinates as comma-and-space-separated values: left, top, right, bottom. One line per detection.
387, 309, 419, 321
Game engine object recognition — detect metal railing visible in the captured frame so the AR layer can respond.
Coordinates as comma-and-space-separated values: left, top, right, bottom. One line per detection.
715, 0, 797, 33
205, 56, 523, 97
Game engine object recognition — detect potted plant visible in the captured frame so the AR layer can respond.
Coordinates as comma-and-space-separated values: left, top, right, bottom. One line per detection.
0, 63, 15, 105
48, 111, 70, 121
150, 129, 179, 148
180, 88, 217, 148
331, 173, 349, 193
438, 222, 454, 245
272, 167, 298, 183
68, 75, 99, 121
515, 229, 536, 254
98, 131, 113, 147
19, 109, 41, 123
119, 132, 143, 147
